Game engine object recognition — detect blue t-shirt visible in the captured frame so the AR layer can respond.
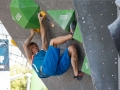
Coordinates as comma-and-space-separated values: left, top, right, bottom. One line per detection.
32, 50, 49, 78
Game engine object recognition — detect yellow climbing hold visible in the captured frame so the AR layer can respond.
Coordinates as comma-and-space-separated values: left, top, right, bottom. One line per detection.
11, 39, 17, 46
40, 11, 46, 18
35, 28, 40, 32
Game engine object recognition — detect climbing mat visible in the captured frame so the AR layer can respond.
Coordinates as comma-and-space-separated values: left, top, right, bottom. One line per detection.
73, 0, 118, 90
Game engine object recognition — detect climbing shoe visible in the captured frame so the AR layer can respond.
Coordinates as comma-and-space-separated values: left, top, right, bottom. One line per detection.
70, 21, 76, 36
74, 70, 84, 81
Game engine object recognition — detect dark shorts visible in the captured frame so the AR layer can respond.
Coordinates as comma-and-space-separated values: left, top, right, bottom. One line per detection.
42, 45, 71, 76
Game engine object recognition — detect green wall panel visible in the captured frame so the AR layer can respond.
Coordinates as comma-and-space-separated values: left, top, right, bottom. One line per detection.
47, 10, 75, 32
73, 23, 83, 42
10, 0, 40, 28
81, 56, 91, 75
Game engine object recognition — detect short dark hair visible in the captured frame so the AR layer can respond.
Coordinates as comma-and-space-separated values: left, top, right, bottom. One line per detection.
28, 42, 38, 48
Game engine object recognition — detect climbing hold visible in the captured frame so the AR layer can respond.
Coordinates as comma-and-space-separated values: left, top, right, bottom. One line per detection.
50, 23, 55, 28
40, 11, 46, 18
115, 62, 117, 64
103, 75, 105, 77
83, 21, 85, 23
35, 28, 40, 32
11, 39, 17, 46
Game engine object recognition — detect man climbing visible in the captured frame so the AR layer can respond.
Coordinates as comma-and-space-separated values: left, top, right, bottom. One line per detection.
23, 13, 84, 80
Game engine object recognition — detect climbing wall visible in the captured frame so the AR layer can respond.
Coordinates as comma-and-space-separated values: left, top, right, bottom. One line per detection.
73, 0, 118, 90
1, 0, 117, 90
